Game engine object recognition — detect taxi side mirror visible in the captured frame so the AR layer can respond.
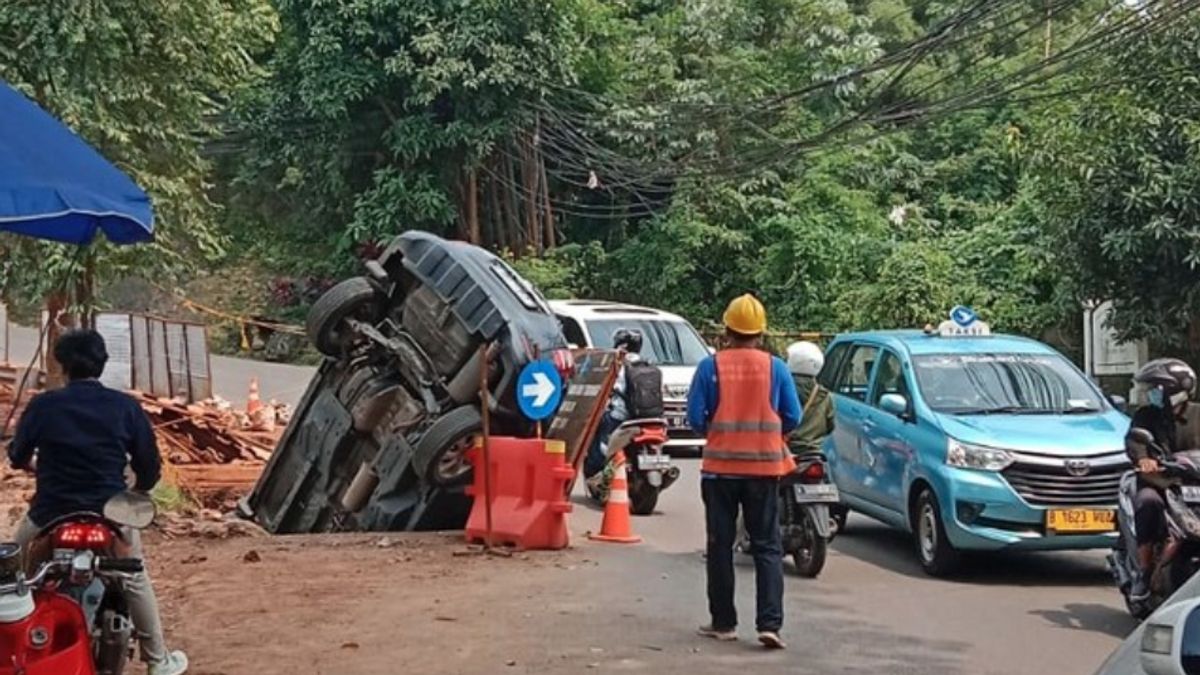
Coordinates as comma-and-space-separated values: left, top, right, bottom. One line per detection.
879, 393, 910, 420
1140, 597, 1200, 675
1109, 395, 1128, 413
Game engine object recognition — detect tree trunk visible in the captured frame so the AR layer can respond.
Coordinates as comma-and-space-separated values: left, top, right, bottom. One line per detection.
466, 167, 480, 245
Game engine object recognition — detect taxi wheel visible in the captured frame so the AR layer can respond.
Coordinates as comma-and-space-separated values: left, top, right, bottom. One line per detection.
913, 488, 961, 577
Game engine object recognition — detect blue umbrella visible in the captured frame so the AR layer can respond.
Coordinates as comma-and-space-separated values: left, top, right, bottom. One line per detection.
0, 82, 153, 245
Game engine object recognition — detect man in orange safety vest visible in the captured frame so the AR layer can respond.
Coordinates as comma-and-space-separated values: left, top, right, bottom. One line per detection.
686, 294, 801, 650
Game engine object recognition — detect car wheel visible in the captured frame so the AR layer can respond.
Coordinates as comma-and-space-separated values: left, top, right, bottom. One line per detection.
913, 488, 961, 577
307, 277, 382, 357
411, 406, 482, 487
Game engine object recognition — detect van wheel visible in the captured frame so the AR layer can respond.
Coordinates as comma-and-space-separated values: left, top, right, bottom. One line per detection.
914, 488, 961, 577
307, 277, 382, 357
411, 406, 482, 487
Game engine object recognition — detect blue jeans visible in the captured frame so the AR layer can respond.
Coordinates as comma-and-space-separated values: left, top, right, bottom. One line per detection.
585, 410, 622, 478
702, 477, 784, 632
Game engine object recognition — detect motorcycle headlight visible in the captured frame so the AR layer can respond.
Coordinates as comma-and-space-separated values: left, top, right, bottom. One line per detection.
946, 438, 1014, 472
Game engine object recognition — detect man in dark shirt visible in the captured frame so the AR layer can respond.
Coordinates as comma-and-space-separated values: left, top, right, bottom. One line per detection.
8, 330, 188, 675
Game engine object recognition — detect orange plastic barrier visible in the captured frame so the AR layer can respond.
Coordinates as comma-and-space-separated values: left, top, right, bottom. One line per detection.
465, 436, 574, 550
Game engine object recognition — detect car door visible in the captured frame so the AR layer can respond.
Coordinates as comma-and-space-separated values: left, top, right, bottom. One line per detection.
826, 342, 881, 502
861, 349, 918, 515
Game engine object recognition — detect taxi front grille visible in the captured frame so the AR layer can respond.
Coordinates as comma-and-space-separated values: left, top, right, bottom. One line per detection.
1001, 454, 1127, 507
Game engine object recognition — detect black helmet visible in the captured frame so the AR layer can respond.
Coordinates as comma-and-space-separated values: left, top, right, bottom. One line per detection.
613, 328, 643, 354
1135, 358, 1196, 408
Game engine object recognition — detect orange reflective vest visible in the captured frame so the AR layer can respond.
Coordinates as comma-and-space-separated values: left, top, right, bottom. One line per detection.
702, 349, 796, 477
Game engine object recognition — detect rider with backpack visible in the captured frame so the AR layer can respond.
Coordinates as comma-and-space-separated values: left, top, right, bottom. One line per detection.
584, 328, 664, 498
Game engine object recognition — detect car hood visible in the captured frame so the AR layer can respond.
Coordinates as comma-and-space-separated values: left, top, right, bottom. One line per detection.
934, 410, 1129, 456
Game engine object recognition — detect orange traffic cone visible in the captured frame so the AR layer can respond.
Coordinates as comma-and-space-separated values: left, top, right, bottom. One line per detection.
246, 378, 263, 416
589, 450, 641, 544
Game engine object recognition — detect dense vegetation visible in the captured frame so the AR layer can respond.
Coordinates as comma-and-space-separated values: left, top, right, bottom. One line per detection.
2, 0, 1199, 357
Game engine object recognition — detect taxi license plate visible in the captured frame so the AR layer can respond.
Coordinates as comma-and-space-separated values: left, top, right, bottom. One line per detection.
1045, 508, 1115, 534
639, 454, 672, 470
793, 483, 840, 503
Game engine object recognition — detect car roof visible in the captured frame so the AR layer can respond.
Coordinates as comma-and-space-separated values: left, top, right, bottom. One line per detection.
548, 299, 690, 323
831, 330, 1059, 357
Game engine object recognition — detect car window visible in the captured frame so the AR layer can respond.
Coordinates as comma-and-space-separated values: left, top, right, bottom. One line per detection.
872, 351, 910, 405
818, 342, 850, 389
582, 318, 709, 366
558, 316, 588, 348
834, 344, 879, 401
913, 352, 1106, 414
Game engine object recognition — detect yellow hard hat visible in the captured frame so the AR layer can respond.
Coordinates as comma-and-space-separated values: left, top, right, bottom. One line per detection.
723, 294, 767, 335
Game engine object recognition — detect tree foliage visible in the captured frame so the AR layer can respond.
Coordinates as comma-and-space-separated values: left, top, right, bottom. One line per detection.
0, 0, 276, 301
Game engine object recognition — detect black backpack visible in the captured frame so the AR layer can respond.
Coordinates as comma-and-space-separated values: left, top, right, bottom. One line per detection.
624, 360, 664, 419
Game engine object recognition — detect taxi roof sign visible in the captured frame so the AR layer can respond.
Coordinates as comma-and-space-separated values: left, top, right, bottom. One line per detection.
935, 306, 990, 337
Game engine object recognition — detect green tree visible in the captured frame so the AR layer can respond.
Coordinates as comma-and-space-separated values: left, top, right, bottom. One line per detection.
1036, 13, 1200, 348
0, 0, 276, 302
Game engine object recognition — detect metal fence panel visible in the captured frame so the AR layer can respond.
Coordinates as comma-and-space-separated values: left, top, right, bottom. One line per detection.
165, 322, 190, 400
95, 313, 133, 391
131, 316, 151, 393
148, 319, 170, 397
185, 324, 212, 400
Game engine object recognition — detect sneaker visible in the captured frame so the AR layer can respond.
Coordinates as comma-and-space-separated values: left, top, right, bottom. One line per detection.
697, 625, 737, 641
1131, 573, 1151, 602
758, 631, 786, 650
148, 650, 189, 675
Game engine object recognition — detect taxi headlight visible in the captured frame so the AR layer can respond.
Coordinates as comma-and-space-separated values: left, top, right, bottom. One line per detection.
946, 438, 1014, 472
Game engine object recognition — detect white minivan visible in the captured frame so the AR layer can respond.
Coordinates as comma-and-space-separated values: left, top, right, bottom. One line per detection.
549, 300, 709, 451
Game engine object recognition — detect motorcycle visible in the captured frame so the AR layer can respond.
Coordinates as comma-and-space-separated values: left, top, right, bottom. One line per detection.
735, 452, 839, 578
1108, 429, 1200, 619
587, 418, 681, 515
0, 492, 156, 674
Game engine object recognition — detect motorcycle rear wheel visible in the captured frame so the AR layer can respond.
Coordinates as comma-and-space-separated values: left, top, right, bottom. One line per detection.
790, 512, 828, 578
628, 472, 660, 516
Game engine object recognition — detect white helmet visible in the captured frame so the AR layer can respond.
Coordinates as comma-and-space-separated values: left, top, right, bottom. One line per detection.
786, 341, 824, 377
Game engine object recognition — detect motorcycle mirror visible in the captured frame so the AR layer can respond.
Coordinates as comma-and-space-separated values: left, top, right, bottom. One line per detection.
1130, 427, 1157, 446
1110, 395, 1129, 414
103, 491, 157, 530
1139, 597, 1200, 675
0, 542, 21, 582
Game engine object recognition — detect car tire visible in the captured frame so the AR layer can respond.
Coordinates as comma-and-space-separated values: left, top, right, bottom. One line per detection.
307, 277, 382, 357
913, 488, 961, 577
411, 406, 482, 487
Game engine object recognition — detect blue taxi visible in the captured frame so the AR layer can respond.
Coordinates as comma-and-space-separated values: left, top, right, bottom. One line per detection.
819, 309, 1130, 575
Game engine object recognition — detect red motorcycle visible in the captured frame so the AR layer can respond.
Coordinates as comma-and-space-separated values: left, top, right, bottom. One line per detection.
0, 493, 154, 675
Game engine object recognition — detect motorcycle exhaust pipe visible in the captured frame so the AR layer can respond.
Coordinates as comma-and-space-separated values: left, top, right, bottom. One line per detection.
95, 612, 134, 675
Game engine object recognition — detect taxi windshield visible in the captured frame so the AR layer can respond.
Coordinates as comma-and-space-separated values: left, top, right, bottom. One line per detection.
585, 319, 709, 366
913, 353, 1105, 415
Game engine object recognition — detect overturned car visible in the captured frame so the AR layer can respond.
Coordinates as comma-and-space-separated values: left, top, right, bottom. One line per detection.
240, 231, 572, 533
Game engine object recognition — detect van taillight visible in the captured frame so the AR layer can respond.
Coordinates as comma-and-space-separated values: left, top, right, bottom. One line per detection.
53, 523, 113, 550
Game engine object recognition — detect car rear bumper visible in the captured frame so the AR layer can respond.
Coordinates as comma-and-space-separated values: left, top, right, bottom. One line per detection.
931, 465, 1118, 551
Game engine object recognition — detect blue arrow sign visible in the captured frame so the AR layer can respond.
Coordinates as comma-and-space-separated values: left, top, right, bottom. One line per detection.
516, 360, 563, 421
950, 305, 977, 328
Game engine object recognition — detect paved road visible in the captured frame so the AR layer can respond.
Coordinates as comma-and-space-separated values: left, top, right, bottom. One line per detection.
6, 324, 316, 406
7, 323, 1132, 672
567, 460, 1133, 675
